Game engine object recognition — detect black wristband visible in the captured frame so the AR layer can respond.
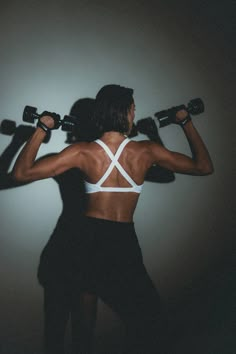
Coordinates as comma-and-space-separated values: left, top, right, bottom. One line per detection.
179, 114, 192, 127
37, 120, 51, 133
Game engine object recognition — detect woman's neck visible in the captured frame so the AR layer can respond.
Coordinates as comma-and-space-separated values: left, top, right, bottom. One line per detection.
101, 131, 128, 142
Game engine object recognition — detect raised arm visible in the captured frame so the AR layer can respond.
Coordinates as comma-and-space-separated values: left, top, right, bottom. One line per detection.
12, 115, 80, 182
149, 110, 214, 175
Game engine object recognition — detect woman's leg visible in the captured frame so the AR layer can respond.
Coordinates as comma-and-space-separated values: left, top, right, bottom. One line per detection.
82, 218, 164, 354
97, 260, 163, 354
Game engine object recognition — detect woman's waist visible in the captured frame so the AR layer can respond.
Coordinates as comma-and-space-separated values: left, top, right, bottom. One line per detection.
86, 194, 138, 222
85, 212, 134, 225
85, 209, 134, 223
82, 215, 137, 245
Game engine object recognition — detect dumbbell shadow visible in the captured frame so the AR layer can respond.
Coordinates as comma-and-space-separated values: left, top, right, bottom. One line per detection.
0, 119, 51, 143
133, 116, 175, 183
0, 121, 51, 189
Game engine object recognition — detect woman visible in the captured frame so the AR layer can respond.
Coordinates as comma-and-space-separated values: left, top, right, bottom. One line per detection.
13, 84, 213, 353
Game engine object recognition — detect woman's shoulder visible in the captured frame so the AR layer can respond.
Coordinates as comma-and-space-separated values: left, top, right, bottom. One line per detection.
128, 139, 156, 149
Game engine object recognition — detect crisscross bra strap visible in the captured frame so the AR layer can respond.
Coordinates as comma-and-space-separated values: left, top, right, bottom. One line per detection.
95, 138, 138, 186
85, 138, 143, 193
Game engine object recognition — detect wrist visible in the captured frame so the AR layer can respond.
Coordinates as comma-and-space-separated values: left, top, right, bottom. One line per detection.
179, 114, 192, 128
37, 120, 50, 134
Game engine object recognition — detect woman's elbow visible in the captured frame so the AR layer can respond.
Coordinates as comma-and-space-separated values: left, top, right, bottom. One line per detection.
197, 162, 214, 175
12, 169, 31, 182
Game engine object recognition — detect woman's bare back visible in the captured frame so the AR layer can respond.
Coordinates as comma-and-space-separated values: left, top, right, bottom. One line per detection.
79, 133, 154, 222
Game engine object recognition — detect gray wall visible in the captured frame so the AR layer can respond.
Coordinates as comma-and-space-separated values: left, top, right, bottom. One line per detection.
0, 0, 235, 352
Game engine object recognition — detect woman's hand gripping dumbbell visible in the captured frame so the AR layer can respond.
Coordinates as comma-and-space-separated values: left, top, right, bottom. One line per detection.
23, 106, 77, 132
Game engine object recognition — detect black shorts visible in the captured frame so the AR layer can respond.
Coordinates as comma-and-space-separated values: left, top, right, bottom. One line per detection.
70, 216, 162, 352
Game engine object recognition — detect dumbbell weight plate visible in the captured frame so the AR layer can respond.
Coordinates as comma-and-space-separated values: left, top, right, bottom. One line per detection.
188, 98, 204, 115
61, 115, 77, 132
23, 106, 38, 123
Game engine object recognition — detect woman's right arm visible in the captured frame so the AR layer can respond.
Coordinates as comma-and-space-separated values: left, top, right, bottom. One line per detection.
149, 111, 214, 175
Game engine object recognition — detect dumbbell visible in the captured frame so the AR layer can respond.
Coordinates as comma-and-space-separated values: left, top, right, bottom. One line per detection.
0, 119, 51, 143
155, 98, 204, 127
23, 106, 77, 132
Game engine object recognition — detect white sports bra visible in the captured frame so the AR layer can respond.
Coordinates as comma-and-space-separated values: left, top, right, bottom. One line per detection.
85, 138, 143, 194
